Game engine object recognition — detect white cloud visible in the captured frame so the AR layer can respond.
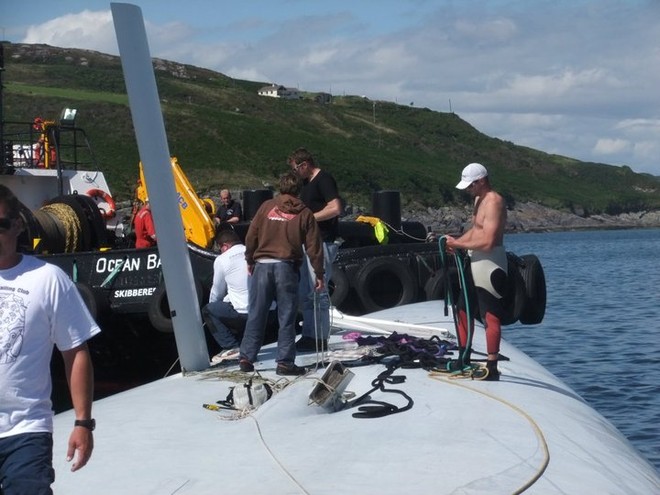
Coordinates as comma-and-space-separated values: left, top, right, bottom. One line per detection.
299, 47, 340, 67
615, 118, 660, 134
593, 138, 630, 156
507, 69, 614, 99
632, 141, 659, 162
23, 10, 117, 54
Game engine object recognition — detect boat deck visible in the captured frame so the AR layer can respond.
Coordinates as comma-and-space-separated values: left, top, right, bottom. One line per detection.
52, 302, 660, 494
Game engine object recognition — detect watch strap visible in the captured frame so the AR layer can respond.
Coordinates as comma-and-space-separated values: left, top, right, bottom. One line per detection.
74, 418, 96, 431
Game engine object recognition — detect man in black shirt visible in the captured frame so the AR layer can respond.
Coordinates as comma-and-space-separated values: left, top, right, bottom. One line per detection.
289, 148, 342, 351
214, 189, 242, 226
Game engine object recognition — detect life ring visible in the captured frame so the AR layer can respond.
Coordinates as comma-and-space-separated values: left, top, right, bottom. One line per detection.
329, 266, 350, 308
148, 279, 204, 333
86, 188, 116, 220
517, 254, 547, 325
354, 257, 417, 313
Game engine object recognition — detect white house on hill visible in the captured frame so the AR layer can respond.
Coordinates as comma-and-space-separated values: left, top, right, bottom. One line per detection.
258, 84, 300, 100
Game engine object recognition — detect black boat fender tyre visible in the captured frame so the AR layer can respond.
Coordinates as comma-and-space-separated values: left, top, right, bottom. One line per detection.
329, 267, 350, 308
424, 269, 447, 301
148, 279, 204, 333
75, 282, 98, 320
499, 256, 526, 326
355, 257, 417, 313
517, 254, 547, 325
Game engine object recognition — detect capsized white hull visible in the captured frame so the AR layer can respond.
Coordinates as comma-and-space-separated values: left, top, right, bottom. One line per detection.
52, 301, 659, 494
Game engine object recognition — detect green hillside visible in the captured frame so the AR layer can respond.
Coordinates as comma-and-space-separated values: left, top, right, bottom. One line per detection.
2, 42, 659, 215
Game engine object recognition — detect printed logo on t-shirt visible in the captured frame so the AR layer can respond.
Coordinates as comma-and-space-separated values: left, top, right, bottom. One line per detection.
0, 293, 27, 364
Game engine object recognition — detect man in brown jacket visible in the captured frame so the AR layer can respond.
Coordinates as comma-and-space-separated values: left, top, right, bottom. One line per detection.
239, 172, 324, 375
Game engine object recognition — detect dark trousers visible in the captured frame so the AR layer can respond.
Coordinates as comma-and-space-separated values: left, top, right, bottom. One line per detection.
0, 432, 54, 495
240, 261, 299, 365
202, 301, 245, 349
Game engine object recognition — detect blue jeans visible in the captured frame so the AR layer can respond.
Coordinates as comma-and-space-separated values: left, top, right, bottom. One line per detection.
299, 242, 338, 340
202, 301, 244, 349
0, 432, 54, 495
240, 262, 299, 365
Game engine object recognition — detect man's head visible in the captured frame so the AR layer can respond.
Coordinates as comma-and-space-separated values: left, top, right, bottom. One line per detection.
0, 185, 22, 220
288, 147, 316, 179
0, 185, 24, 246
279, 172, 303, 197
456, 163, 489, 192
214, 229, 241, 253
220, 189, 232, 205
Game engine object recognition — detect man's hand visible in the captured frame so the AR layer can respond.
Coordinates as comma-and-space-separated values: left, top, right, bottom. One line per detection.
61, 344, 95, 472
314, 276, 325, 292
67, 427, 94, 472
444, 235, 458, 254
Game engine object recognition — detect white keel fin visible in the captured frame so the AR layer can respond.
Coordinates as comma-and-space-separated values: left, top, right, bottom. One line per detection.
111, 2, 209, 371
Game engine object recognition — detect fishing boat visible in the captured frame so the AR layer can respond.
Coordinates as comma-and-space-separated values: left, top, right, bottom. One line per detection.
50, 301, 660, 494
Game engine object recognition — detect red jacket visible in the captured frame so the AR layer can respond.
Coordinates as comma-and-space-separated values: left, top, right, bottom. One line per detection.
134, 205, 156, 248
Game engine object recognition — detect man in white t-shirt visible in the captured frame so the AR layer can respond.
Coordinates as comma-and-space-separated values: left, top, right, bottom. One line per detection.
0, 185, 101, 494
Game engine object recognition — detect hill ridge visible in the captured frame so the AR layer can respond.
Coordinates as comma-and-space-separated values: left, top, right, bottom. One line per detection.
2, 42, 659, 219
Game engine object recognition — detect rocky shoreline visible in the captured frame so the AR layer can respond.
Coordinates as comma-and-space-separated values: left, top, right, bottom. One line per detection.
400, 201, 660, 235
125, 193, 660, 238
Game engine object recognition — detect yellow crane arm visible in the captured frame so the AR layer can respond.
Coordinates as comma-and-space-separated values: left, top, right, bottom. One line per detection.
137, 157, 215, 248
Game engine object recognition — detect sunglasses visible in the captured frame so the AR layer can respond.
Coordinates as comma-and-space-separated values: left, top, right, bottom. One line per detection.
292, 161, 306, 171
0, 218, 14, 231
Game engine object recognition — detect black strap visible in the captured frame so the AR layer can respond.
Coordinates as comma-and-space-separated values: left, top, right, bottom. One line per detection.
348, 364, 414, 419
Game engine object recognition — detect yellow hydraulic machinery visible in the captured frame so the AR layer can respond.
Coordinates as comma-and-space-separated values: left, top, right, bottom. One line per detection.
32, 117, 58, 168
136, 157, 216, 249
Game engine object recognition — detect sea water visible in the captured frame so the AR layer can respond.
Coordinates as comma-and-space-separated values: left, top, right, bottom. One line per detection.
505, 228, 660, 472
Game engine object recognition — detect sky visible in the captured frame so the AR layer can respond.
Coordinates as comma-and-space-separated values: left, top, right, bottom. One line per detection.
2, 0, 660, 176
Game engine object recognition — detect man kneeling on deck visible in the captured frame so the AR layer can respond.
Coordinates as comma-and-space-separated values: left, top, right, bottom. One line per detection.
202, 230, 250, 362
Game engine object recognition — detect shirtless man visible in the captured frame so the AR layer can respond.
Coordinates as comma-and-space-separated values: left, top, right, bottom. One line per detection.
444, 163, 507, 380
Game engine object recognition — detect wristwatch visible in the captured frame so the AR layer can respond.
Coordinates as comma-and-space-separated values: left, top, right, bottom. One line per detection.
74, 419, 96, 431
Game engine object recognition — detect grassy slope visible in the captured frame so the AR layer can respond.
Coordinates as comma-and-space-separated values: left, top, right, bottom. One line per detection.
2, 43, 659, 214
